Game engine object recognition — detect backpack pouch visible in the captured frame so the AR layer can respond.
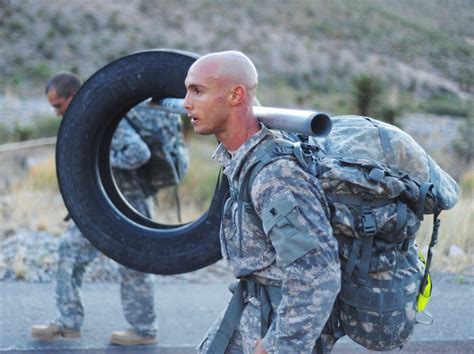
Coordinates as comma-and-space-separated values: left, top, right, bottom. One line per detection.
339, 245, 422, 351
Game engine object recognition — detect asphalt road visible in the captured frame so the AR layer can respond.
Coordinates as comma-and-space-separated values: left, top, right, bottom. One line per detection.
1, 273, 473, 353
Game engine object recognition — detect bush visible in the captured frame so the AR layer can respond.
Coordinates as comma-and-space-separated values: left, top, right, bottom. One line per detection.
11, 123, 33, 141
351, 73, 382, 116
32, 116, 61, 139
453, 116, 474, 164
0, 124, 10, 144
421, 96, 470, 117
377, 104, 402, 126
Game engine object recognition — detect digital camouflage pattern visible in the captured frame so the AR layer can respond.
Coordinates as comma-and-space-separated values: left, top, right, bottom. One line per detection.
313, 116, 458, 212
53, 109, 162, 336
202, 116, 459, 352
198, 125, 341, 353
126, 99, 189, 194
55, 224, 156, 335
305, 116, 459, 350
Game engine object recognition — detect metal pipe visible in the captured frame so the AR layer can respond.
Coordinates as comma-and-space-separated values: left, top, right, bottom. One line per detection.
154, 98, 332, 137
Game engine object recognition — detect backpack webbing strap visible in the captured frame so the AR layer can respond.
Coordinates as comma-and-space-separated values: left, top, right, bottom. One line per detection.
207, 281, 245, 353
395, 200, 408, 233
236, 151, 275, 257
326, 194, 395, 208
418, 152, 440, 296
345, 239, 361, 277
420, 208, 441, 296
416, 182, 434, 221
359, 204, 376, 279
207, 279, 282, 353
365, 118, 399, 174
172, 186, 182, 223
236, 141, 295, 257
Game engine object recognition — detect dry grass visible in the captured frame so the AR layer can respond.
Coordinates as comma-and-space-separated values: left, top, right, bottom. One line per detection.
2, 138, 472, 276
1, 136, 221, 235
152, 136, 220, 224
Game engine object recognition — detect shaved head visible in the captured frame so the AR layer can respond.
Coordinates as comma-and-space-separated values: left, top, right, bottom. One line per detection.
189, 51, 258, 100
184, 50, 260, 150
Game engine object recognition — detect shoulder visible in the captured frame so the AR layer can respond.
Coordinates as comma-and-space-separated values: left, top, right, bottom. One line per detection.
252, 157, 310, 196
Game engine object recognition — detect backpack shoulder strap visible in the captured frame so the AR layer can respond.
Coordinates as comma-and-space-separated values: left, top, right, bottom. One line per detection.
235, 139, 295, 256
239, 138, 296, 204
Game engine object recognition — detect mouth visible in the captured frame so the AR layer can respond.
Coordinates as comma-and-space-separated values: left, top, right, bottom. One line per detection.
189, 115, 199, 124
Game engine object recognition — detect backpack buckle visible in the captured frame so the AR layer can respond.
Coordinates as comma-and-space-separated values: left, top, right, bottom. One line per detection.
362, 205, 377, 236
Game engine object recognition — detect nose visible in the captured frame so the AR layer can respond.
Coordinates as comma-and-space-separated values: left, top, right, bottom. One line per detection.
183, 92, 192, 111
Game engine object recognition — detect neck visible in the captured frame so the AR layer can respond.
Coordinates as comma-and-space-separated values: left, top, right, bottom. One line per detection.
218, 108, 259, 152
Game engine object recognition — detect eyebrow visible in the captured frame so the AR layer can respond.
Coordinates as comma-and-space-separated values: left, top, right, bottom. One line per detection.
186, 83, 206, 90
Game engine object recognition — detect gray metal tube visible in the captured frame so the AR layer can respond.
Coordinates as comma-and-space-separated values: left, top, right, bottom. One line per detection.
253, 106, 331, 137
155, 98, 332, 137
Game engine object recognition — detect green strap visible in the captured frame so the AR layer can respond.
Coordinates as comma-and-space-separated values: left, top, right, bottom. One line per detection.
236, 141, 295, 258
326, 193, 395, 208
207, 281, 245, 354
395, 200, 408, 233
207, 279, 282, 353
345, 239, 361, 277
417, 182, 434, 220
237, 151, 274, 257
365, 118, 399, 174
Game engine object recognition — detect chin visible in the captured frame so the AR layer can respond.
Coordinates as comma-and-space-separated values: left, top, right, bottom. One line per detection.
194, 127, 213, 136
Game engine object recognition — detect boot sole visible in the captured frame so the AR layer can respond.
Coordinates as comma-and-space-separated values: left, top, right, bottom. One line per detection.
110, 336, 157, 346
31, 330, 81, 340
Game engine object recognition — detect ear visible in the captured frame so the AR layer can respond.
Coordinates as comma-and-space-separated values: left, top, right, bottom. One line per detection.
229, 85, 245, 106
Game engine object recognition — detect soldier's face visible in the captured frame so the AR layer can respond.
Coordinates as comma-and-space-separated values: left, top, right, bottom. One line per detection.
184, 62, 231, 136
47, 89, 73, 117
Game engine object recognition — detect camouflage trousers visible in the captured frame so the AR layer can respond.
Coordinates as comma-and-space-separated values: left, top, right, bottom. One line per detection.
53, 223, 157, 336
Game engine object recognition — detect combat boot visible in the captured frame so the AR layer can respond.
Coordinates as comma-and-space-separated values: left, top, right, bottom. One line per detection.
109, 329, 157, 346
31, 323, 80, 340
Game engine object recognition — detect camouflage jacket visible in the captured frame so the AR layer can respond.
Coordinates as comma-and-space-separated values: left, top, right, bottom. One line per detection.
213, 124, 341, 352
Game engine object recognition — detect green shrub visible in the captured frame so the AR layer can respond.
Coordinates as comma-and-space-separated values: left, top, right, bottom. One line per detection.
11, 123, 33, 141
29, 62, 52, 81
453, 116, 474, 164
421, 96, 470, 117
377, 104, 402, 126
0, 124, 11, 144
32, 116, 61, 138
351, 73, 382, 116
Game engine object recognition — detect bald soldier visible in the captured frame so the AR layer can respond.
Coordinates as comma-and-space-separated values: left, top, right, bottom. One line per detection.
184, 51, 341, 353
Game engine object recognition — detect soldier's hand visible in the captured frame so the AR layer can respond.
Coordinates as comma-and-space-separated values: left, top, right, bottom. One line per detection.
254, 339, 268, 354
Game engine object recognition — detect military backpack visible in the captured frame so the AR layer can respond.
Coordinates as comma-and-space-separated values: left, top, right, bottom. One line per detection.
125, 100, 189, 196
237, 116, 458, 351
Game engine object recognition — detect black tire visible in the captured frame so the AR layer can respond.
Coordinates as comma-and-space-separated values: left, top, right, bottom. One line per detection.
56, 49, 225, 275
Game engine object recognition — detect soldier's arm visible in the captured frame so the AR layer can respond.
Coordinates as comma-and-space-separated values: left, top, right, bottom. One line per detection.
110, 119, 151, 170
252, 159, 341, 352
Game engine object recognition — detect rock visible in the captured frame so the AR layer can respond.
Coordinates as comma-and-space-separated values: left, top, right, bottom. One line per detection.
448, 244, 466, 258
0, 228, 233, 284
0, 229, 120, 283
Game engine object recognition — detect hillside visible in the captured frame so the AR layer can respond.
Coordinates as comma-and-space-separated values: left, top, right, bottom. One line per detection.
1, 0, 472, 110
0, 0, 472, 281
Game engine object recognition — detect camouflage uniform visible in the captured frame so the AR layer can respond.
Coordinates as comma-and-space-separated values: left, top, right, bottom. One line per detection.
53, 107, 179, 336
198, 125, 341, 353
